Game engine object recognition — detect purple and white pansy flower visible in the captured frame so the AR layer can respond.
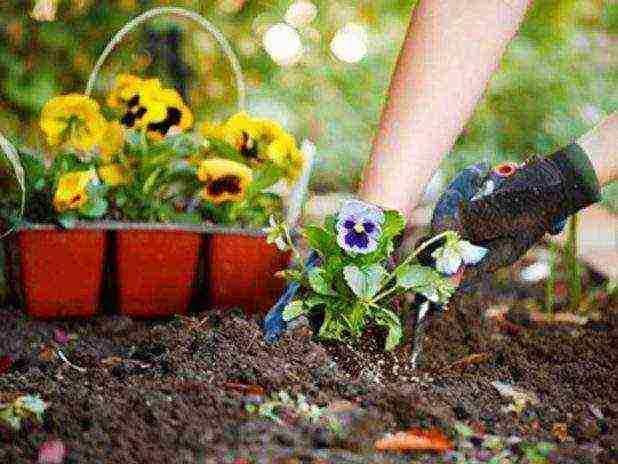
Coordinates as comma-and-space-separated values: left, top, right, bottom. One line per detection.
431, 238, 488, 275
336, 199, 385, 255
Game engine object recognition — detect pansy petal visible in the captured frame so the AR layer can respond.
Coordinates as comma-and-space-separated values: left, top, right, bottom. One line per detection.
433, 247, 462, 275
337, 230, 353, 253
363, 237, 379, 254
362, 204, 385, 226
458, 240, 489, 265
338, 199, 369, 218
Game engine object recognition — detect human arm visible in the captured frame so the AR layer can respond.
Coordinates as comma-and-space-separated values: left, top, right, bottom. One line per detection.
359, 0, 533, 218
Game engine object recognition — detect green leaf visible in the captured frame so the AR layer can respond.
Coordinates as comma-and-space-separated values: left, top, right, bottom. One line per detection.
395, 264, 438, 289
385, 322, 402, 351
308, 267, 334, 296
303, 225, 340, 257
57, 213, 77, 229
143, 168, 162, 194
305, 294, 332, 308
204, 137, 246, 164
342, 264, 387, 299
324, 214, 338, 234
80, 197, 108, 218
381, 210, 406, 240
282, 300, 305, 321
246, 163, 284, 198
375, 307, 403, 351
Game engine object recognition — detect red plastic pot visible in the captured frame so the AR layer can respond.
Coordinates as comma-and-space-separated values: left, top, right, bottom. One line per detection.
114, 229, 202, 317
11, 227, 107, 318
205, 233, 292, 315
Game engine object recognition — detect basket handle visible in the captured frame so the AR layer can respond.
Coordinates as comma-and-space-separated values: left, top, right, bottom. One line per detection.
85, 6, 246, 112
0, 131, 26, 239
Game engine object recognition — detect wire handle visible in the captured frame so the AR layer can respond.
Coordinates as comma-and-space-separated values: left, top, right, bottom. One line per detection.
0, 131, 26, 239
85, 6, 246, 112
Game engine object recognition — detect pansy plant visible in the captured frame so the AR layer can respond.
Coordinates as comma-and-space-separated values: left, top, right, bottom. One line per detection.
272, 200, 488, 350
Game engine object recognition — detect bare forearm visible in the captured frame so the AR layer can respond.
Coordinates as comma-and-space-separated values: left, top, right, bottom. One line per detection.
579, 112, 618, 187
360, 0, 532, 217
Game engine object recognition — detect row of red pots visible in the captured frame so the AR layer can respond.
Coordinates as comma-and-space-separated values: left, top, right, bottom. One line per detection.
3, 223, 292, 319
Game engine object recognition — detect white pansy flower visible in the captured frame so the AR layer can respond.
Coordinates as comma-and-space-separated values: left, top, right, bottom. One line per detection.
431, 238, 488, 276
265, 215, 289, 251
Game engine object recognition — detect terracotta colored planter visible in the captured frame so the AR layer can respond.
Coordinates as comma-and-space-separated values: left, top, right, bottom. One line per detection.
10, 228, 107, 318
114, 229, 202, 317
205, 233, 292, 315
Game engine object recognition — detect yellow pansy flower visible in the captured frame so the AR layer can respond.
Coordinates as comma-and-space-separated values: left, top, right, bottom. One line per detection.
108, 74, 193, 138
53, 170, 97, 212
199, 121, 225, 140
98, 121, 125, 163
198, 158, 253, 205
98, 164, 127, 187
40, 94, 107, 152
107, 74, 160, 109
142, 88, 193, 140
266, 133, 305, 184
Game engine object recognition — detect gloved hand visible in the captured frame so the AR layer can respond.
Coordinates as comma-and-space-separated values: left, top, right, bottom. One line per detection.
418, 143, 601, 293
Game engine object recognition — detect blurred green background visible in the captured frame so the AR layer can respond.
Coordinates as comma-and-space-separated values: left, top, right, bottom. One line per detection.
0, 0, 617, 208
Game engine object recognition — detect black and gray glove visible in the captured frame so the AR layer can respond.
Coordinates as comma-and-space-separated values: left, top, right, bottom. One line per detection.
419, 142, 601, 294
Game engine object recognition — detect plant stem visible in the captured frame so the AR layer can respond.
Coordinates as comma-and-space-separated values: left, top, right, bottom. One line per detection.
545, 241, 557, 314
376, 231, 455, 299
408, 231, 454, 262
372, 285, 398, 304
566, 214, 582, 312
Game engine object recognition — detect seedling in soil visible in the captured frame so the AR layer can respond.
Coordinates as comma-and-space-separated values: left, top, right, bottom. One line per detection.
0, 394, 48, 431
246, 391, 345, 438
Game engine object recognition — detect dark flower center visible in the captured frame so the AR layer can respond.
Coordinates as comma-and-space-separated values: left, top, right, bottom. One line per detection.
147, 107, 183, 136
127, 94, 140, 108
121, 106, 147, 128
345, 230, 369, 249
363, 221, 375, 234
240, 131, 259, 159
207, 175, 242, 196
344, 219, 356, 230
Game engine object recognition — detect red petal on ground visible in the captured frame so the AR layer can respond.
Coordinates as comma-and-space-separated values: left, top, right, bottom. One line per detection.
375, 427, 454, 453
0, 355, 12, 375
53, 329, 70, 345
38, 439, 66, 464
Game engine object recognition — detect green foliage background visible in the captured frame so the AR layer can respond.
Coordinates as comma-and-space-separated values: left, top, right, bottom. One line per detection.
0, 0, 616, 206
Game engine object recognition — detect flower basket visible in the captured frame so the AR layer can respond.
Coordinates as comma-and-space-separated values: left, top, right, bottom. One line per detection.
6, 224, 107, 318
111, 223, 203, 317
204, 228, 293, 314
0, 7, 315, 320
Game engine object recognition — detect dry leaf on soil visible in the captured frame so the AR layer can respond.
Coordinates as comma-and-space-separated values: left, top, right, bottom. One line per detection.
224, 382, 266, 396
375, 427, 453, 453
443, 353, 491, 372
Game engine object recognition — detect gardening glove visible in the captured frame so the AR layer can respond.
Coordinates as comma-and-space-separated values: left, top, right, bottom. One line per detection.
263, 250, 321, 344
421, 142, 602, 295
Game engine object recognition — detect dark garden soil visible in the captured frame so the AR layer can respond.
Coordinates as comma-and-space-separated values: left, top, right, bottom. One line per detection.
0, 250, 617, 463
